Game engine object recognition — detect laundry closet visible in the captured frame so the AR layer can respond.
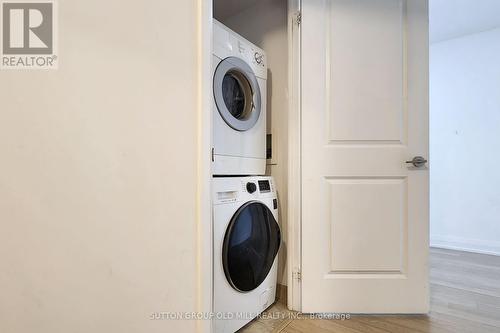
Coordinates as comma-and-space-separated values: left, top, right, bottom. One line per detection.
209, 0, 430, 327
213, 0, 289, 282
211, 0, 290, 331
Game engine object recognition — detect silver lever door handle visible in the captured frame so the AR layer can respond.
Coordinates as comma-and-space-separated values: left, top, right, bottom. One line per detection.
406, 156, 428, 168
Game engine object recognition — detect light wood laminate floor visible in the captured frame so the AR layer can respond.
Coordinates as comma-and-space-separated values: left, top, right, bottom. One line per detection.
240, 248, 500, 333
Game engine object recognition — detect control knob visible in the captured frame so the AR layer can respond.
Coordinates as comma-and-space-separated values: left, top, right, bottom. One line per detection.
246, 182, 257, 194
254, 52, 263, 65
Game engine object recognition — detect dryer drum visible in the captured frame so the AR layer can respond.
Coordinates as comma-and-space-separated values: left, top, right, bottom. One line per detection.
222, 201, 281, 293
214, 57, 262, 131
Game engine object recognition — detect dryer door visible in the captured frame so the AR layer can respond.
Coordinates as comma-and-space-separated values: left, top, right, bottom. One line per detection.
214, 57, 262, 131
222, 201, 280, 292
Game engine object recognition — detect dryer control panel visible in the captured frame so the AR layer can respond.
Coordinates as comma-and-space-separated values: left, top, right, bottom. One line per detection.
213, 19, 267, 79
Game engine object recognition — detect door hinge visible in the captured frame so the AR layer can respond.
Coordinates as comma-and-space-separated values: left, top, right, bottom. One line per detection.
295, 11, 301, 26
293, 269, 302, 281
211, 147, 215, 162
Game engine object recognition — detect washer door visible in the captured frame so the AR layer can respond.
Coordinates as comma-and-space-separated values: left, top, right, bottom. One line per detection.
222, 201, 280, 292
214, 57, 262, 131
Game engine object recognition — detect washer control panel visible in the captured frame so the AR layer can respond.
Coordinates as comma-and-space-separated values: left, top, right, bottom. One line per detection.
213, 177, 276, 205
241, 177, 274, 196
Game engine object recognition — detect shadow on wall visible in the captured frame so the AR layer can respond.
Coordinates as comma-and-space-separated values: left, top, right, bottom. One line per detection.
214, 0, 287, 47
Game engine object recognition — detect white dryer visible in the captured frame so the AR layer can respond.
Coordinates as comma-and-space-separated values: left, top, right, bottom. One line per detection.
213, 176, 280, 333
212, 20, 267, 176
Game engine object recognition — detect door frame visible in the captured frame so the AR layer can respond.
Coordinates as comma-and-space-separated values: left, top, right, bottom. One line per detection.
287, 0, 302, 312
198, 0, 213, 332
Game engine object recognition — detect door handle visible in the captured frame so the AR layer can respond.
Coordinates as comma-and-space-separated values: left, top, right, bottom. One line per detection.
406, 156, 428, 168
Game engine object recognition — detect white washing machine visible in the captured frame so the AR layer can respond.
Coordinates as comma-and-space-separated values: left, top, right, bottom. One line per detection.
213, 176, 280, 333
212, 20, 267, 176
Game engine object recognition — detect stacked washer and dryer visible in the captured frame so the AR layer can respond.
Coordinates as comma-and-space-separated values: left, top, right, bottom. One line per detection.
212, 20, 281, 333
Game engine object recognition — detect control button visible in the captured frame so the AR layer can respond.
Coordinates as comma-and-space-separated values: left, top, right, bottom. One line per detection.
246, 182, 257, 194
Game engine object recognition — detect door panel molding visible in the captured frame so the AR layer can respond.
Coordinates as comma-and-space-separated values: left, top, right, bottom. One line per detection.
324, 176, 408, 275
325, 0, 409, 145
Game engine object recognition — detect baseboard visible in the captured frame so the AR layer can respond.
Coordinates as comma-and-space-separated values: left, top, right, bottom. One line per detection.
276, 283, 287, 305
430, 235, 500, 256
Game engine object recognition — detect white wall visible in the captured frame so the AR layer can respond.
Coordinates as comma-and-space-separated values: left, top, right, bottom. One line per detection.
430, 27, 500, 255
216, 0, 289, 285
0, 1, 203, 332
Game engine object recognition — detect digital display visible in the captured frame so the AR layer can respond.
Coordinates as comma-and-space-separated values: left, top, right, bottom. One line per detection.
258, 180, 270, 192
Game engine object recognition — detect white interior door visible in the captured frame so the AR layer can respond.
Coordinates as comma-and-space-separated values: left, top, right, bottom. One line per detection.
301, 0, 429, 313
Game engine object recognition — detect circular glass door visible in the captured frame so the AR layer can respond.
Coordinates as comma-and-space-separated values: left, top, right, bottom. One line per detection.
222, 201, 280, 292
214, 57, 261, 131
